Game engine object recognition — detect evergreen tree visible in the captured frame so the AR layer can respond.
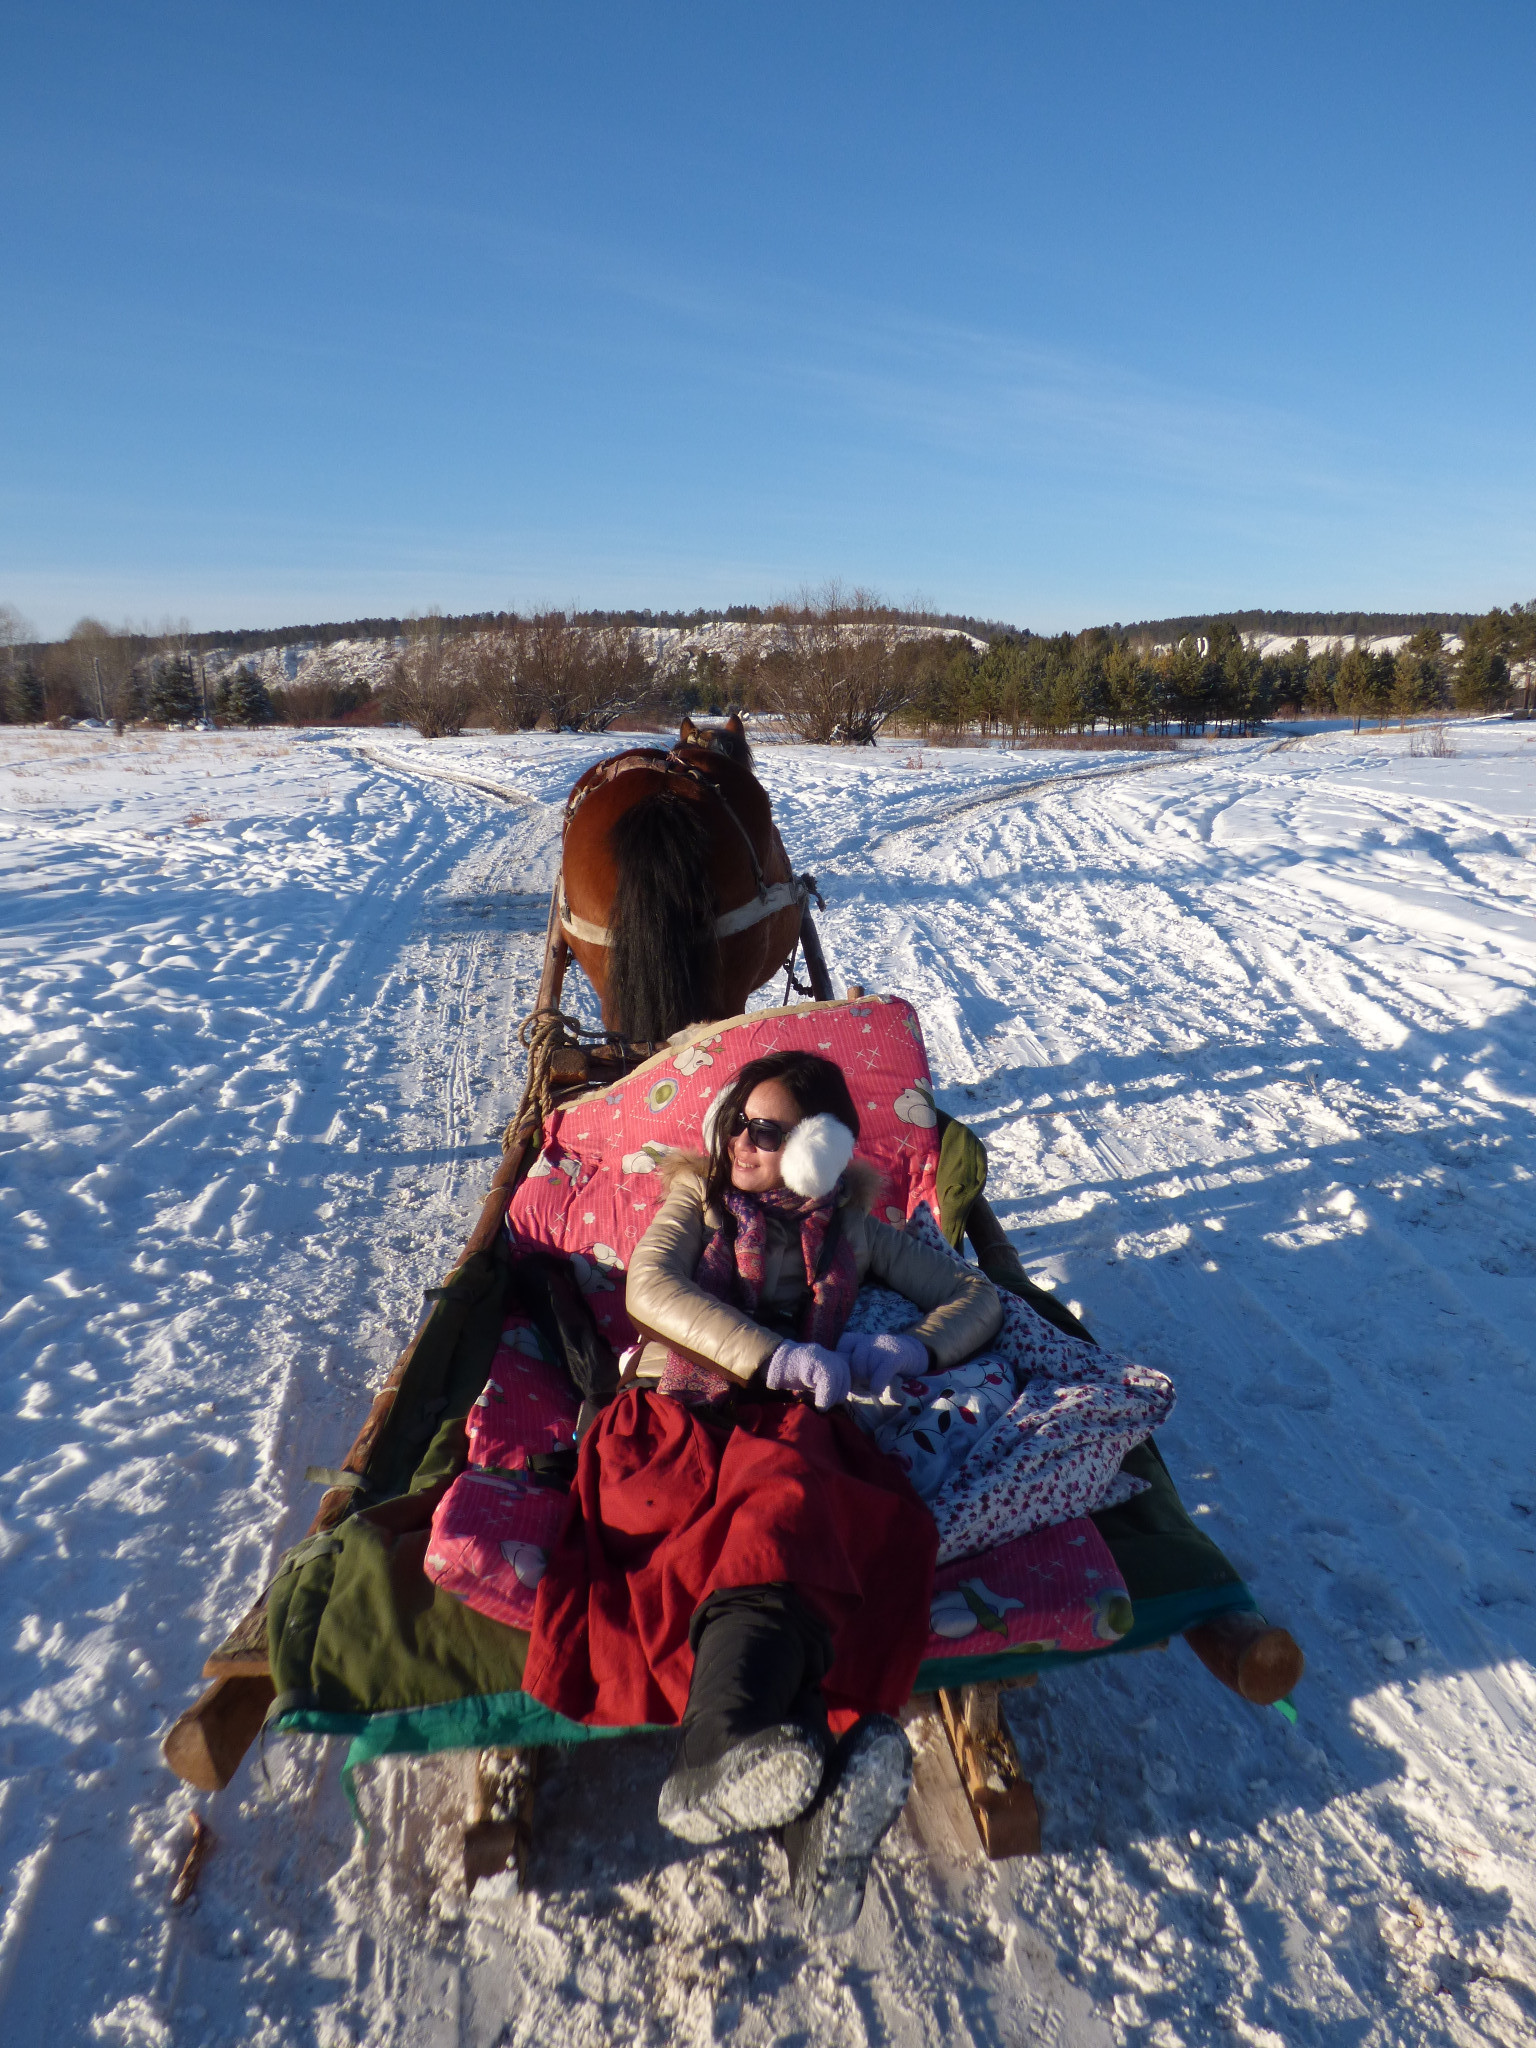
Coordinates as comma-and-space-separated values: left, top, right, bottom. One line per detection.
1508, 602, 1536, 714
1208, 623, 1268, 734
216, 663, 276, 725
1040, 633, 1082, 731
1335, 643, 1381, 733
1162, 635, 1214, 734
1391, 628, 1444, 725
148, 655, 199, 724
978, 639, 1027, 740
1103, 641, 1156, 732
1449, 609, 1515, 713
1369, 646, 1398, 726
1305, 643, 1341, 716
1452, 637, 1510, 713
6, 660, 45, 723
1071, 636, 1109, 731
1276, 638, 1312, 710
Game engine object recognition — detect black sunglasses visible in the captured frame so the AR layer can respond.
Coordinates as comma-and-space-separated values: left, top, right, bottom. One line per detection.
727, 1109, 796, 1152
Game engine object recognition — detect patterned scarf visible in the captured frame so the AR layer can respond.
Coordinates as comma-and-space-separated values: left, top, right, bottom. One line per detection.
658, 1180, 861, 1405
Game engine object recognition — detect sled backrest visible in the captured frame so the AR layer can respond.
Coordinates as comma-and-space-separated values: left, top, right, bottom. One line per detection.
505, 996, 942, 1354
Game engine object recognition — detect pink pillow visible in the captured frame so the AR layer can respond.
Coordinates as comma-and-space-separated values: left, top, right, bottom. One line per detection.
505, 997, 942, 1354
923, 1517, 1132, 1661
466, 1314, 579, 1470
425, 1468, 575, 1632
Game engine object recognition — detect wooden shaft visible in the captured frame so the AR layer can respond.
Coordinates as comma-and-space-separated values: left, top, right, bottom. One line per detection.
463, 1748, 538, 1891
798, 904, 835, 1001
534, 882, 570, 1018
464, 1130, 533, 1256
961, 1682, 1000, 1739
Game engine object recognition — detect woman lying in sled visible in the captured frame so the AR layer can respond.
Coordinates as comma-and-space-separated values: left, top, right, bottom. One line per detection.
522, 1049, 1002, 1934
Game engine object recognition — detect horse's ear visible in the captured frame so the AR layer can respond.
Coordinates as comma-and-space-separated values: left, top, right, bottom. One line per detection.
723, 712, 744, 733
678, 715, 698, 744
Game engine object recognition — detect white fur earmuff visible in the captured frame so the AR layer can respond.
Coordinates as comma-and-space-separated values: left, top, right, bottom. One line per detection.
780, 1112, 856, 1198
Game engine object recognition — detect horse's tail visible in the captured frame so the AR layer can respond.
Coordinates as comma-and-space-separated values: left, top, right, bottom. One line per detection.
606, 793, 720, 1040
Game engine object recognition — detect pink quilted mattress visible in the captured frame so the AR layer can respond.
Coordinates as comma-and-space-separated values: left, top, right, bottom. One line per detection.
503, 998, 943, 1355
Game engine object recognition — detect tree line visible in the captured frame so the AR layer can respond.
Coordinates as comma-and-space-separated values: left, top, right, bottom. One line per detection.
4, 595, 1532, 742
1266, 611, 1534, 732
0, 613, 284, 729
895, 609, 1535, 741
386, 594, 970, 743
0, 596, 971, 743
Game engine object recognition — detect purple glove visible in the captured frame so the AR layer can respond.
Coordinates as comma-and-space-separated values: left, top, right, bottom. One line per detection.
766, 1341, 851, 1411
836, 1329, 931, 1394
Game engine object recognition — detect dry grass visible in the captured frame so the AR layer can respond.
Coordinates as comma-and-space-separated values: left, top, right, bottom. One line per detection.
1409, 722, 1458, 758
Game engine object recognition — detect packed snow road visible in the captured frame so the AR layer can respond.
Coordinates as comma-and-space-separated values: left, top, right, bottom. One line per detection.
1, 719, 1533, 2047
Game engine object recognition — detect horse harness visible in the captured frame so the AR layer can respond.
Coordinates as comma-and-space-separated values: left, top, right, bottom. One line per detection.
559, 747, 809, 949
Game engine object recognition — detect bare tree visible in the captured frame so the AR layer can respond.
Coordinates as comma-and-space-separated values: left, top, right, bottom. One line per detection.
571, 622, 653, 730
67, 618, 138, 724
0, 604, 34, 722
763, 585, 914, 744
519, 610, 589, 729
512, 612, 654, 730
0, 603, 33, 661
459, 621, 542, 732
389, 611, 478, 738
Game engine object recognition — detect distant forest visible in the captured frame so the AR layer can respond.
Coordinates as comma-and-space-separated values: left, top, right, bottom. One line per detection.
158, 602, 1014, 658
179, 603, 1489, 655
1113, 607, 1477, 642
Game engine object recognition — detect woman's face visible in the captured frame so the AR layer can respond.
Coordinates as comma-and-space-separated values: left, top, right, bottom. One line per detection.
728, 1077, 802, 1193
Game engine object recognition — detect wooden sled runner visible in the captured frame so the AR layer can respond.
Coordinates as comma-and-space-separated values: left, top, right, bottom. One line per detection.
164, 887, 1302, 1893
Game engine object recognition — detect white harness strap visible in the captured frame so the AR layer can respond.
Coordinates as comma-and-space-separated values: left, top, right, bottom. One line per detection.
561, 876, 807, 949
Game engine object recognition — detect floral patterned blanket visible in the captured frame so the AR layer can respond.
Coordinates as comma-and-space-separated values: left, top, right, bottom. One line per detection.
843, 1207, 1174, 1564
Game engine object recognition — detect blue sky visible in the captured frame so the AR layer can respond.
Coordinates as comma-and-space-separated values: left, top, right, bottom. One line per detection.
4, 3, 1534, 638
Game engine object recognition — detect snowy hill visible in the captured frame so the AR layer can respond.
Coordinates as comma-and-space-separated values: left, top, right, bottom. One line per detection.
1, 720, 1533, 2044
1246, 630, 1465, 660
199, 618, 989, 699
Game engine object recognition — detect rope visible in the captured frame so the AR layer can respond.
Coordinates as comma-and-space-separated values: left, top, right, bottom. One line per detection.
503, 1006, 634, 1154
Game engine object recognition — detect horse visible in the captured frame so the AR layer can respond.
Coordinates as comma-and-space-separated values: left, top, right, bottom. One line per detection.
558, 714, 808, 1041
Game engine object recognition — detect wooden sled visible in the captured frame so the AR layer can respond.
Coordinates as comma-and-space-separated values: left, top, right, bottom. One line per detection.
163, 886, 1301, 1891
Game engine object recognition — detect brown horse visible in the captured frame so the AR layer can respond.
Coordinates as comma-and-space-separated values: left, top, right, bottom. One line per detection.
559, 714, 807, 1040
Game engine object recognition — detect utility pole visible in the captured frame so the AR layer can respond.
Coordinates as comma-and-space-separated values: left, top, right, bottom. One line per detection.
197, 650, 209, 724
93, 656, 107, 720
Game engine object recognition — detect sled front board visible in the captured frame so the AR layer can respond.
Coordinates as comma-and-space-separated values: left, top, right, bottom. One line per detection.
162, 1674, 276, 1794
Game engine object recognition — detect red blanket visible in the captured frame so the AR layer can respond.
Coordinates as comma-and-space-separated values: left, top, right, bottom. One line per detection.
523, 1389, 938, 1728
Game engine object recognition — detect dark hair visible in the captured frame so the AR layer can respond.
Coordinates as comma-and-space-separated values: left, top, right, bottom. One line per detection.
704, 1051, 860, 1204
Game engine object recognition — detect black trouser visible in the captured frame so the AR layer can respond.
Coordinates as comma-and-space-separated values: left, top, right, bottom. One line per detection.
678, 1584, 834, 1767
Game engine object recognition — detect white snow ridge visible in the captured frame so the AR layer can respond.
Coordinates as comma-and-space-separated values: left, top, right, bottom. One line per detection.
2, 718, 1534, 2045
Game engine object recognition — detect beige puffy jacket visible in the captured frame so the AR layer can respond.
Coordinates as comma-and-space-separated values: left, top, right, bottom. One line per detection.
626, 1154, 1002, 1388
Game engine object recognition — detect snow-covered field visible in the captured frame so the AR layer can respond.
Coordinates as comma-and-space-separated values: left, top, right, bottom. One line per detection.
2, 718, 1533, 2046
